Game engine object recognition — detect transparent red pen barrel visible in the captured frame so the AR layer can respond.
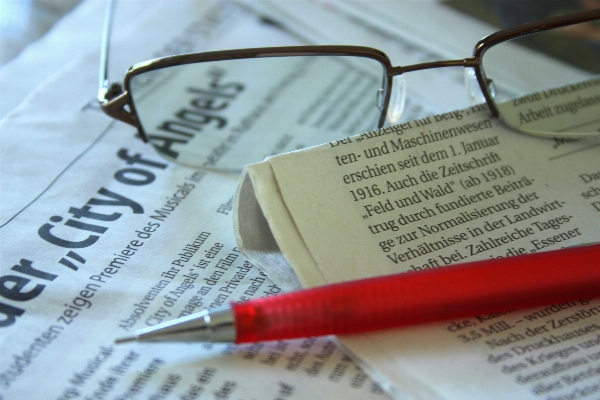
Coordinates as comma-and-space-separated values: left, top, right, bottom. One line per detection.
233, 245, 600, 344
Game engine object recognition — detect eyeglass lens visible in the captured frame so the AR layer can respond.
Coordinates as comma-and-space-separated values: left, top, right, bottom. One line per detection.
128, 55, 387, 170
477, 18, 600, 137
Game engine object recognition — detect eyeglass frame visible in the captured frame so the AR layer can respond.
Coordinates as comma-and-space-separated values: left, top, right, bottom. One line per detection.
98, 4, 600, 143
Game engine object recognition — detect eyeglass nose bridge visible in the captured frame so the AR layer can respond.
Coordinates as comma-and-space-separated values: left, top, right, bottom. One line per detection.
383, 57, 500, 124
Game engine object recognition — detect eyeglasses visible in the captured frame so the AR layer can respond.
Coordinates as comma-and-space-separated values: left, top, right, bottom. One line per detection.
98, 3, 600, 171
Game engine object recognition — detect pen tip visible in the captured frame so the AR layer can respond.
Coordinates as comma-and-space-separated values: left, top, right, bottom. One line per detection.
115, 335, 137, 344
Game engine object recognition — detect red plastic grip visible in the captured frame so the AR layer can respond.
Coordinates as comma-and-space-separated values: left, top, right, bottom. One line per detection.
232, 244, 600, 344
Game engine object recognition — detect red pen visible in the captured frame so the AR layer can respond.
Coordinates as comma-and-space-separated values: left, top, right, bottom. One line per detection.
115, 244, 600, 344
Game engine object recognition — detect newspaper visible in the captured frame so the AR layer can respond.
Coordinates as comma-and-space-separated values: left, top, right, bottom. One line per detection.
235, 102, 600, 399
0, 1, 389, 398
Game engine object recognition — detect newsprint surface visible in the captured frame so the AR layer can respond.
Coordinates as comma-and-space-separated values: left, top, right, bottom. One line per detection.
236, 105, 600, 399
0, 1, 387, 399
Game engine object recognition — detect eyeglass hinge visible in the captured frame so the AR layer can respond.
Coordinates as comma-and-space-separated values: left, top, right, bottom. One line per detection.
98, 88, 144, 141
463, 58, 479, 67
104, 82, 124, 102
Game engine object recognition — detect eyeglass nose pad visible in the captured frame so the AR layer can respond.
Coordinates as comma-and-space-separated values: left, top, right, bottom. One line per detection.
385, 75, 406, 125
464, 67, 487, 105
486, 79, 497, 99
376, 88, 385, 109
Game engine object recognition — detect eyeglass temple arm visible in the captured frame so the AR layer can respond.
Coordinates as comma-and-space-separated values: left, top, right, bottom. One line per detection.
98, 0, 118, 101
97, 0, 140, 132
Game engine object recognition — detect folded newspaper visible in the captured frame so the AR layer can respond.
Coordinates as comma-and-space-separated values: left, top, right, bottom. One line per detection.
234, 102, 600, 399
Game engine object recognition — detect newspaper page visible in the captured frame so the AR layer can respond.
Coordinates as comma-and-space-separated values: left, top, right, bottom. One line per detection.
0, 1, 387, 399
235, 101, 600, 399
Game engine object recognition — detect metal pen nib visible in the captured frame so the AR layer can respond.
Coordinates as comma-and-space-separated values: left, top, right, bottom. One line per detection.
115, 335, 137, 344
115, 305, 236, 344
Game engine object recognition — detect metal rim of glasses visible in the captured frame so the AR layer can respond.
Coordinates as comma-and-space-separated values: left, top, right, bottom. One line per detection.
98, 3, 600, 144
